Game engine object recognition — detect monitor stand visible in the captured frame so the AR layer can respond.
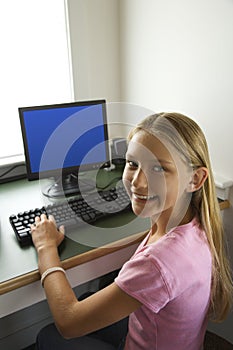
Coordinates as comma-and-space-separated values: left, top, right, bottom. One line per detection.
42, 173, 96, 198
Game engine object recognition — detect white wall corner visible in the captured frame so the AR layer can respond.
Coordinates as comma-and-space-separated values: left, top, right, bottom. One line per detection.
214, 173, 233, 200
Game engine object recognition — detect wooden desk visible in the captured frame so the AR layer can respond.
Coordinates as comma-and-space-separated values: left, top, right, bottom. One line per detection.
0, 175, 150, 290
0, 174, 229, 296
218, 198, 230, 210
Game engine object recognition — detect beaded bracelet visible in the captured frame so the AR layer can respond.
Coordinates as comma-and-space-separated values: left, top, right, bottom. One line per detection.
41, 266, 66, 287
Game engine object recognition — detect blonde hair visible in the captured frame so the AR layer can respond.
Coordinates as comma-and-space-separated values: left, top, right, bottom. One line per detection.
129, 112, 233, 322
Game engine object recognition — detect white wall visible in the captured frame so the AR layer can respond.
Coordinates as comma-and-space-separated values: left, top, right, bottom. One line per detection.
120, 0, 233, 182
68, 0, 233, 184
67, 0, 121, 102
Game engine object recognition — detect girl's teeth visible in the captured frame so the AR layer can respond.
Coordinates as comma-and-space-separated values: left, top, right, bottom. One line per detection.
135, 194, 157, 200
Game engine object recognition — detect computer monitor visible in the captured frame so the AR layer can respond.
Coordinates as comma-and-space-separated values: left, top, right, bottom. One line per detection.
19, 99, 109, 197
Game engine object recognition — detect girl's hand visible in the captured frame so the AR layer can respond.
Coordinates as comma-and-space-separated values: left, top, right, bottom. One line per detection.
31, 214, 65, 252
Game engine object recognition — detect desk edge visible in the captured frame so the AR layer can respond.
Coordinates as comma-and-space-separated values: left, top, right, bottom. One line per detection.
0, 231, 148, 295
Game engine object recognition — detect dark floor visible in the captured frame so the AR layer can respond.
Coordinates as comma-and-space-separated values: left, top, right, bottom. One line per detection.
22, 331, 233, 350
22, 345, 35, 350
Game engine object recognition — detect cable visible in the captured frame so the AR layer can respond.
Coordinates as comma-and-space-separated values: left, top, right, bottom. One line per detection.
0, 164, 26, 179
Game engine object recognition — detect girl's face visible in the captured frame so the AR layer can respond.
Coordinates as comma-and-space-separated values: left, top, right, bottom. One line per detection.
123, 130, 192, 221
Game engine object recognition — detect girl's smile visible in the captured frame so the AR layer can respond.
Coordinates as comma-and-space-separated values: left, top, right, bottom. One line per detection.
132, 193, 159, 201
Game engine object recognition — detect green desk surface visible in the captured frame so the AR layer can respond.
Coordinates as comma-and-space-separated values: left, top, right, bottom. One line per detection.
0, 167, 150, 294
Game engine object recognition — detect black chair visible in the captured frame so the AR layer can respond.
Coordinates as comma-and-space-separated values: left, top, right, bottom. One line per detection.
204, 330, 233, 350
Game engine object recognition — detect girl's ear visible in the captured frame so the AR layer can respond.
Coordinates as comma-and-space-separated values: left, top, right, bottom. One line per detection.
187, 167, 208, 193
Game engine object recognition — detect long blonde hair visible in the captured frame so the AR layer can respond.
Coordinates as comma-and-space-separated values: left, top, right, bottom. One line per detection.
129, 112, 233, 322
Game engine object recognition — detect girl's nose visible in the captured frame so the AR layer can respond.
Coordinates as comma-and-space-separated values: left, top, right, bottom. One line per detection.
132, 168, 148, 189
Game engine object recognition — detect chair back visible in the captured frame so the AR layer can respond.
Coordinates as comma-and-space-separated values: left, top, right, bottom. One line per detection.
204, 331, 233, 350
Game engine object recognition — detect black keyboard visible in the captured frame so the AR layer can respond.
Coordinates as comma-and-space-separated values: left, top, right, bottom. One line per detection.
9, 186, 131, 247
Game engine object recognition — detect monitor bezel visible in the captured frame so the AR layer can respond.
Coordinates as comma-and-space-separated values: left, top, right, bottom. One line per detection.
19, 99, 109, 181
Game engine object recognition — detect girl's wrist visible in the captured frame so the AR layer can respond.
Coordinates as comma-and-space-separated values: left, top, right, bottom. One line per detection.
36, 242, 57, 255
37, 245, 61, 274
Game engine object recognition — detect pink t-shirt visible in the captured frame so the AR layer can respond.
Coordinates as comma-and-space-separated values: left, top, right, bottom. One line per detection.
115, 218, 212, 350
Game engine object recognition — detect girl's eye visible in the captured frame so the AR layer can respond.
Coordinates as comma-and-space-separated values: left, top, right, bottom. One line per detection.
127, 160, 138, 168
153, 165, 165, 173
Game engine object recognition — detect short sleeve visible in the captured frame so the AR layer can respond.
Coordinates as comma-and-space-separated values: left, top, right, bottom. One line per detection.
115, 250, 171, 313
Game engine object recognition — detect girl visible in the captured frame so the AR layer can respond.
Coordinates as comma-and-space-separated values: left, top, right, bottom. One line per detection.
32, 112, 232, 350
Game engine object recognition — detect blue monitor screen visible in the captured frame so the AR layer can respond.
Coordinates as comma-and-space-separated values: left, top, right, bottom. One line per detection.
19, 100, 109, 180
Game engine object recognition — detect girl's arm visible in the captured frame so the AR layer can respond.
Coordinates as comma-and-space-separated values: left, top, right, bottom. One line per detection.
31, 214, 141, 339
